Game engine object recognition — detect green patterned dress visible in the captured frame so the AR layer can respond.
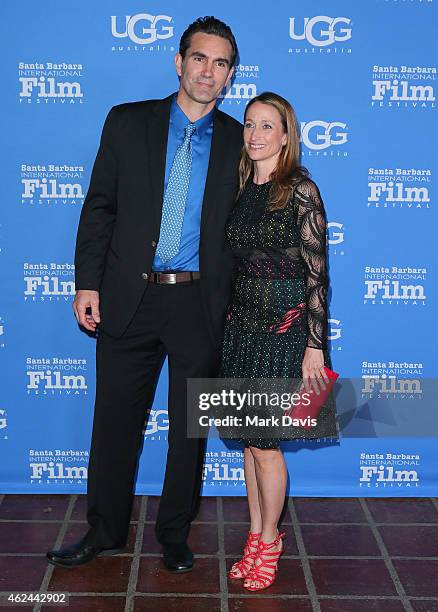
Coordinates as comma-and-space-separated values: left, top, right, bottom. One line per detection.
220, 176, 339, 448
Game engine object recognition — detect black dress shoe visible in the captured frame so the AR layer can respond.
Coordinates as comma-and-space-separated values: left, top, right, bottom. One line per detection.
46, 537, 125, 568
162, 542, 194, 573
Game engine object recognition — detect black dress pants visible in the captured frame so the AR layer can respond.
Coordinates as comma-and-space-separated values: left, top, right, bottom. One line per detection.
85, 279, 219, 547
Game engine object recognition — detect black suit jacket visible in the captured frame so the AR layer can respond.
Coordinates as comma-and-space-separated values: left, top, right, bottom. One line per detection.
74, 94, 243, 345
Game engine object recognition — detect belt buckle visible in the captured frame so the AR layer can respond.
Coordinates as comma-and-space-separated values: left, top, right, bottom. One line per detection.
162, 273, 177, 284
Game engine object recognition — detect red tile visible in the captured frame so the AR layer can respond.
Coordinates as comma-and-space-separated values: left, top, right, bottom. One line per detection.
301, 524, 380, 556
0, 494, 70, 520
224, 523, 298, 555
226, 558, 307, 595
137, 557, 219, 594
59, 522, 89, 547
224, 523, 253, 555
310, 559, 397, 596
48, 556, 132, 593
229, 597, 312, 611
141, 523, 162, 553
410, 601, 438, 612
69, 495, 90, 522
62, 522, 136, 553
392, 560, 438, 597
281, 503, 293, 524
41, 596, 126, 611
319, 599, 405, 611
366, 498, 438, 524
141, 522, 217, 555
145, 496, 216, 522
222, 497, 251, 522
222, 497, 292, 523
133, 596, 221, 611
193, 497, 218, 522
70, 495, 141, 522
0, 522, 60, 553
145, 496, 160, 521
187, 523, 218, 554
126, 522, 140, 554
294, 498, 366, 523
0, 557, 47, 590
379, 525, 438, 557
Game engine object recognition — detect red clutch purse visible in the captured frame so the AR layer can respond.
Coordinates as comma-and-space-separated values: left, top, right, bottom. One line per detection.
285, 366, 338, 430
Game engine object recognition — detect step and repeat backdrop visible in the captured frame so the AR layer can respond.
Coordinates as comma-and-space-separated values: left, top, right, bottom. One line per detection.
1, 1, 437, 496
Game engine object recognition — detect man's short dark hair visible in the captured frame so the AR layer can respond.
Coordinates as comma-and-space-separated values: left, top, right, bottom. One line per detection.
179, 16, 238, 67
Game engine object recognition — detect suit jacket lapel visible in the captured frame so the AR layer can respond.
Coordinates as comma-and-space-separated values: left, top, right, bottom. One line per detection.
200, 109, 229, 231
145, 94, 173, 234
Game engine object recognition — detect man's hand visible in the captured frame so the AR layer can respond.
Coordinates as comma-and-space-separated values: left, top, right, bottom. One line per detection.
72, 290, 101, 332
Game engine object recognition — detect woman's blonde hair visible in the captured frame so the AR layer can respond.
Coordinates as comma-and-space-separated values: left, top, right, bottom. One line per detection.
238, 91, 309, 210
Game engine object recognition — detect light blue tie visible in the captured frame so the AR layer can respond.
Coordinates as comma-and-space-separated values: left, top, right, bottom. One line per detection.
155, 123, 196, 263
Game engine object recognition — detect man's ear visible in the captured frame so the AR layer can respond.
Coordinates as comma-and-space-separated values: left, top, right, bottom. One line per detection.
175, 53, 183, 77
225, 65, 234, 87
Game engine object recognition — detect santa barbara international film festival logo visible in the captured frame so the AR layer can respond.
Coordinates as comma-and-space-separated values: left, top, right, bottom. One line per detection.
367, 167, 431, 211
300, 120, 349, 158
288, 16, 352, 54
20, 162, 85, 206
363, 265, 427, 306
29, 449, 88, 484
371, 65, 436, 109
202, 450, 245, 489
23, 262, 75, 302
110, 13, 175, 52
359, 450, 420, 489
218, 62, 259, 106
18, 61, 84, 105
361, 359, 423, 400
26, 357, 88, 396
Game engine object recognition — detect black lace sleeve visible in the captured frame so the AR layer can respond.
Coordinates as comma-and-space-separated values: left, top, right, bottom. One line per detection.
294, 178, 329, 350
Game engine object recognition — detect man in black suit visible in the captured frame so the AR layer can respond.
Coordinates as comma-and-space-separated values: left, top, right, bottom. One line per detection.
47, 16, 242, 572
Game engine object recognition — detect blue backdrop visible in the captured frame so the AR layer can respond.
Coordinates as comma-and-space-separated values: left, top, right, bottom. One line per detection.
1, 1, 436, 496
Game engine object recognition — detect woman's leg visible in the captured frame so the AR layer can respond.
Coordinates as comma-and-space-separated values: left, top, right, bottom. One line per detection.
246, 445, 287, 588
244, 446, 263, 533
229, 445, 263, 579
251, 446, 287, 540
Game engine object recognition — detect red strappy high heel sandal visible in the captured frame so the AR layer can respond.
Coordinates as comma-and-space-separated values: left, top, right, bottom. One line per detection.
244, 531, 285, 591
228, 531, 261, 580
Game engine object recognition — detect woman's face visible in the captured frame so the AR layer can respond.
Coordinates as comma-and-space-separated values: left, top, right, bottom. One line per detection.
243, 102, 287, 164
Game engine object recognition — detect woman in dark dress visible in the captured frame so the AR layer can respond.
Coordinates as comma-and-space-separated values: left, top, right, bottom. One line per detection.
221, 92, 338, 591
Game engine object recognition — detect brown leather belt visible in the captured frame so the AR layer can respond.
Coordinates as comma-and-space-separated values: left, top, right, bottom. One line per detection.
150, 271, 201, 284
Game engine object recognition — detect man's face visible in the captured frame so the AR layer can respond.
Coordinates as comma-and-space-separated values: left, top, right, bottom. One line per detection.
175, 32, 234, 105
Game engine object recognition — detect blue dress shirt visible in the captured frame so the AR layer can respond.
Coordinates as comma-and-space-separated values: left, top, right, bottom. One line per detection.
152, 94, 214, 272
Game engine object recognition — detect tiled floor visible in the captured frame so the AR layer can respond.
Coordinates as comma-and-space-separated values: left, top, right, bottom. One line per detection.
0, 495, 438, 611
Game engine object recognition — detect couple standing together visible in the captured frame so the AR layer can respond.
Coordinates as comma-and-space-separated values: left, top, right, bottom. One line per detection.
47, 16, 338, 591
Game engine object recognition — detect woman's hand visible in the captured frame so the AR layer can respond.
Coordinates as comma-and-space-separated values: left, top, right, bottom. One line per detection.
301, 347, 329, 396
